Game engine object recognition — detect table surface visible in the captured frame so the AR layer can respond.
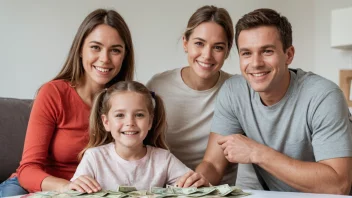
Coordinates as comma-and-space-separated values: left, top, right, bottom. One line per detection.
6, 190, 352, 198
244, 190, 351, 198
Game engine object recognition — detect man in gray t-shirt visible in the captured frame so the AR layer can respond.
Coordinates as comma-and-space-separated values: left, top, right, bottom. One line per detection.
177, 8, 352, 194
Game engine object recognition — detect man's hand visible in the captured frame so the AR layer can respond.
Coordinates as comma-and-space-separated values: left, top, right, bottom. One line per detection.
59, 175, 101, 193
176, 171, 210, 188
217, 134, 261, 164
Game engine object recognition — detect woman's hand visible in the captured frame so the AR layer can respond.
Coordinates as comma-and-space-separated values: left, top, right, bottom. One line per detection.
176, 171, 210, 188
59, 175, 101, 193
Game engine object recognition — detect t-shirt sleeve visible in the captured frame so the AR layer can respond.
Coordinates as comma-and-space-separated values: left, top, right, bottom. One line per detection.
17, 82, 62, 192
146, 76, 156, 91
311, 89, 352, 161
71, 150, 96, 181
166, 152, 191, 185
211, 80, 242, 135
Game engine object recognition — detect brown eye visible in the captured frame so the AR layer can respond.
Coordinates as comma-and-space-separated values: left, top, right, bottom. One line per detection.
116, 113, 124, 118
91, 45, 100, 51
136, 113, 145, 118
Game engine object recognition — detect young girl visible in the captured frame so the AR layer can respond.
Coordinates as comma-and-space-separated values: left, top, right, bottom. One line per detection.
69, 81, 203, 192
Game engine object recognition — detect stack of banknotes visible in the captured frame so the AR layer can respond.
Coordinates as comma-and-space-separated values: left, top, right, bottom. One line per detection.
22, 184, 250, 198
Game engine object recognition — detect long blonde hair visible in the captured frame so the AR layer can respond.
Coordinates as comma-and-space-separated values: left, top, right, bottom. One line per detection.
79, 81, 168, 160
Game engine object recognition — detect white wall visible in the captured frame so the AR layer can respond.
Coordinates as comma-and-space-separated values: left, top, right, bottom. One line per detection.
313, 0, 352, 85
1, 0, 342, 99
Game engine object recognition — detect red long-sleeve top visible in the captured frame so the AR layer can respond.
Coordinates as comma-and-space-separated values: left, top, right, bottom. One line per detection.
14, 80, 90, 192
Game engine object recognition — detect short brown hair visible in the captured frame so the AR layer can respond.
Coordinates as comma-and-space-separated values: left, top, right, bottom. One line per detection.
184, 5, 234, 57
235, 8, 292, 51
53, 9, 134, 87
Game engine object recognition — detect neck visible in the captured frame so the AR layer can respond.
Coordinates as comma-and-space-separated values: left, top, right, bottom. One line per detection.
181, 67, 220, 91
115, 144, 147, 161
75, 76, 105, 107
260, 71, 291, 106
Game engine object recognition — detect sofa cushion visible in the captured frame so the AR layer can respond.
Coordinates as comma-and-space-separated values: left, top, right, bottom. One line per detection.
0, 97, 32, 182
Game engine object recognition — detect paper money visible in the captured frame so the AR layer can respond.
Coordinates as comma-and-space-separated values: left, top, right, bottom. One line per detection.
117, 186, 137, 193
26, 184, 250, 198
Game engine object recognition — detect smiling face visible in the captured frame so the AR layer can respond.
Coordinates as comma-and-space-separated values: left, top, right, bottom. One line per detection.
183, 22, 228, 80
101, 91, 152, 150
81, 24, 125, 88
238, 26, 294, 97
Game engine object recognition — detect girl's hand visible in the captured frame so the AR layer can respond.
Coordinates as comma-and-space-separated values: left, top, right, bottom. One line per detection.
176, 171, 210, 188
60, 175, 101, 193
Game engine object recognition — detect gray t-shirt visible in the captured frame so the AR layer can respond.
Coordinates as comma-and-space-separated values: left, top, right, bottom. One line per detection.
211, 68, 352, 191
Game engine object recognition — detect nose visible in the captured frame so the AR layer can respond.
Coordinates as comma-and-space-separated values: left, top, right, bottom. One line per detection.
251, 53, 264, 67
125, 116, 136, 127
99, 49, 110, 64
201, 46, 212, 60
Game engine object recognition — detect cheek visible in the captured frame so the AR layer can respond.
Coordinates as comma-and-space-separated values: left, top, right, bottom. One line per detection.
239, 59, 248, 72
214, 53, 226, 64
112, 55, 125, 67
187, 48, 200, 60
82, 51, 97, 65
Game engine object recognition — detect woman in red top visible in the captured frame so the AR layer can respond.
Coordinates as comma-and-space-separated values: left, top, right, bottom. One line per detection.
0, 8, 134, 197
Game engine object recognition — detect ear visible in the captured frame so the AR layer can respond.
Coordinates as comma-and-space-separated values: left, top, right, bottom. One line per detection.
285, 45, 295, 66
182, 36, 188, 53
101, 114, 111, 132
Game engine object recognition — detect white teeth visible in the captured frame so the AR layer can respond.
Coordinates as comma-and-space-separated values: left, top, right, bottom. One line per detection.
252, 73, 267, 77
122, 131, 138, 135
197, 61, 213, 68
95, 66, 109, 72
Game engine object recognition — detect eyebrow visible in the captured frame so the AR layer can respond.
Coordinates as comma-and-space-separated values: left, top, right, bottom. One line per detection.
89, 41, 124, 48
113, 109, 147, 112
239, 44, 276, 52
192, 37, 226, 45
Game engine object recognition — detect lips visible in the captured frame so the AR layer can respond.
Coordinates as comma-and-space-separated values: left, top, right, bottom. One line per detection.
196, 60, 215, 68
250, 72, 270, 77
94, 66, 112, 73
121, 131, 139, 135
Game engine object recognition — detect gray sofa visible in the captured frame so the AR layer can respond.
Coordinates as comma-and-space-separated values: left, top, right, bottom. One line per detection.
0, 97, 32, 182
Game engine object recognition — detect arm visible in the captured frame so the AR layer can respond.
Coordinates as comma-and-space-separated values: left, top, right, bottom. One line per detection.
166, 152, 192, 186
196, 133, 229, 185
254, 144, 352, 194
59, 150, 101, 193
17, 83, 65, 192
177, 133, 230, 187
220, 134, 352, 194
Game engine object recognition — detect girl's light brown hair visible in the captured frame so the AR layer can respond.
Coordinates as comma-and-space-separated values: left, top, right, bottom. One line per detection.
53, 8, 134, 87
184, 5, 234, 58
79, 81, 168, 160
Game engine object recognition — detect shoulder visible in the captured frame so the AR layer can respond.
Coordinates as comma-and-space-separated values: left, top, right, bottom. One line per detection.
219, 70, 233, 81
148, 146, 173, 159
39, 79, 72, 95
221, 74, 248, 92
293, 69, 341, 96
84, 143, 112, 157
147, 68, 180, 88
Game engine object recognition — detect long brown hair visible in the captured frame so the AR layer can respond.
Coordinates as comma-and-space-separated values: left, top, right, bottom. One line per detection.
53, 8, 134, 87
184, 5, 234, 58
235, 8, 292, 52
79, 81, 168, 160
